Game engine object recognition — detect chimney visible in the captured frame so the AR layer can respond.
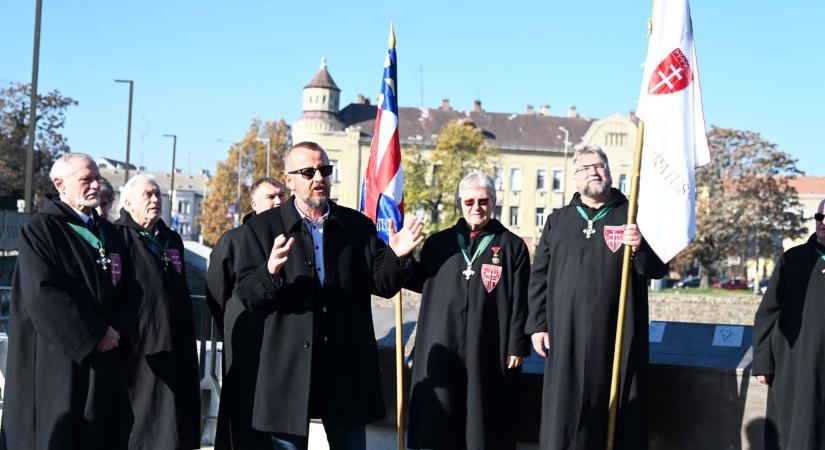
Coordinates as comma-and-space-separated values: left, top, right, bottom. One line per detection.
539, 105, 551, 116
526, 104, 535, 115
473, 99, 482, 113
629, 110, 637, 121
441, 98, 452, 111
201, 169, 211, 177
355, 94, 367, 105
567, 105, 578, 118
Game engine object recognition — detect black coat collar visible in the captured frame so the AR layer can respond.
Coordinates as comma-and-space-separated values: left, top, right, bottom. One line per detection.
279, 196, 347, 232
42, 198, 100, 227
115, 208, 171, 237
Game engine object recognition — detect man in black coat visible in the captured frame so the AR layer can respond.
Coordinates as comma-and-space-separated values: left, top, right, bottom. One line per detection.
207, 177, 286, 450
406, 171, 530, 450
527, 146, 667, 450
115, 174, 201, 450
753, 198, 825, 450
233, 141, 423, 450
0, 153, 136, 450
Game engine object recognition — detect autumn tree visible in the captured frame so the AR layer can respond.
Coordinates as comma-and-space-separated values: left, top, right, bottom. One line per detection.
404, 119, 498, 233
685, 126, 806, 288
0, 82, 77, 209
200, 118, 289, 246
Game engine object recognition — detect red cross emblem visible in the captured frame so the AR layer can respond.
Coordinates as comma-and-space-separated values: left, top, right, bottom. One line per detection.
603, 226, 625, 253
166, 248, 183, 274
109, 253, 121, 286
481, 264, 502, 293
648, 48, 693, 95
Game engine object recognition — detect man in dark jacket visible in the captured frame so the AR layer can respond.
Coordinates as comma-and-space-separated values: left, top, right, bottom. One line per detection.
753, 198, 825, 450
234, 141, 423, 450
115, 174, 201, 450
207, 177, 286, 450
0, 153, 136, 450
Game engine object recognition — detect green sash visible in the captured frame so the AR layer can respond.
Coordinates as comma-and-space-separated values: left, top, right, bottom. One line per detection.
66, 222, 112, 271
576, 200, 620, 239
456, 232, 495, 280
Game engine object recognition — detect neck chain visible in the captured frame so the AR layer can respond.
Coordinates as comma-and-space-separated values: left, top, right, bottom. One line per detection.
456, 232, 495, 280
576, 201, 619, 239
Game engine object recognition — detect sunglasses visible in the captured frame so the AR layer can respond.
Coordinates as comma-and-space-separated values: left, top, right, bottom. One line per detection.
463, 198, 490, 207
287, 165, 333, 180
815, 213, 824, 222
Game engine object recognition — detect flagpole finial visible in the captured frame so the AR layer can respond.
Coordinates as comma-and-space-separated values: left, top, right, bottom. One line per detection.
320, 57, 327, 69
389, 22, 396, 49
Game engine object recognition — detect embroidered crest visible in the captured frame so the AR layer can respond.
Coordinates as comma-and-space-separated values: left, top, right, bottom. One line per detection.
648, 48, 693, 95
109, 253, 122, 286
481, 264, 502, 293
491, 246, 501, 265
603, 226, 625, 253
166, 248, 183, 274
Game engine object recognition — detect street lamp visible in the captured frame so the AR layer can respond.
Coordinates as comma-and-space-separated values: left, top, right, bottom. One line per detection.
558, 126, 571, 203
217, 138, 245, 226
115, 80, 134, 183
24, 0, 43, 213
163, 134, 177, 220
256, 137, 271, 178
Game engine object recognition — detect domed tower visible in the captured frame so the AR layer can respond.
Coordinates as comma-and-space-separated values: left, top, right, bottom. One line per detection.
293, 58, 344, 138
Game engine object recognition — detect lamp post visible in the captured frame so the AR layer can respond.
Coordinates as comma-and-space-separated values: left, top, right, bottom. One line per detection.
24, 0, 43, 213
557, 126, 571, 203
115, 79, 134, 183
256, 137, 271, 178
217, 138, 244, 226
163, 134, 177, 221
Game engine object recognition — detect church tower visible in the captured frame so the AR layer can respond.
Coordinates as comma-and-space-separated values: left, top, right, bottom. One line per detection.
292, 58, 344, 139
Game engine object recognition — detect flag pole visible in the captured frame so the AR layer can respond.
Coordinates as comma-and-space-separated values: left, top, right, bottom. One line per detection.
606, 120, 645, 450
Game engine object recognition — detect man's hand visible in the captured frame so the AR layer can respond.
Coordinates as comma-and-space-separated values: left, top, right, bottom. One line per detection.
755, 374, 771, 386
388, 216, 425, 259
96, 326, 120, 353
267, 234, 295, 276
505, 355, 524, 369
531, 332, 550, 358
623, 224, 642, 253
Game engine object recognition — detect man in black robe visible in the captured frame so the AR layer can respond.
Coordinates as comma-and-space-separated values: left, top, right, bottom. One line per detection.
0, 153, 136, 450
527, 146, 667, 450
233, 142, 423, 450
115, 174, 201, 450
753, 198, 825, 449
406, 171, 530, 450
207, 177, 286, 450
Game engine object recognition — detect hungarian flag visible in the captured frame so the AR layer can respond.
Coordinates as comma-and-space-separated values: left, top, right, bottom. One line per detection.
636, 0, 710, 262
361, 24, 404, 243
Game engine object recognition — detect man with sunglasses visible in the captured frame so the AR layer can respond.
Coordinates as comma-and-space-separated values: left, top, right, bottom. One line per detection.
233, 142, 424, 450
753, 199, 825, 449
526, 146, 667, 450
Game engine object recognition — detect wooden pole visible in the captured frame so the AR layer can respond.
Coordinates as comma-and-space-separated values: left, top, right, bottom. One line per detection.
606, 121, 645, 450
395, 290, 405, 450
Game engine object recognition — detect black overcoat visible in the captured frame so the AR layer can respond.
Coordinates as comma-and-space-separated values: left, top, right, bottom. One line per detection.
234, 197, 411, 435
0, 199, 136, 450
115, 211, 201, 450
526, 189, 667, 450
405, 219, 530, 450
753, 234, 825, 450
206, 213, 270, 450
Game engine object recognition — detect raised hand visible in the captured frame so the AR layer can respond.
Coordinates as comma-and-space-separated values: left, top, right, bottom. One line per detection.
388, 216, 425, 258
267, 234, 295, 276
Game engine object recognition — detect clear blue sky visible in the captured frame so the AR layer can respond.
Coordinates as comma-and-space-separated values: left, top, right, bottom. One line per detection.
3, 0, 823, 175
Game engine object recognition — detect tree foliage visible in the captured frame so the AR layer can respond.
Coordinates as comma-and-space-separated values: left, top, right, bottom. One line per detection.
200, 118, 289, 246
0, 82, 77, 208
684, 126, 806, 287
403, 119, 498, 233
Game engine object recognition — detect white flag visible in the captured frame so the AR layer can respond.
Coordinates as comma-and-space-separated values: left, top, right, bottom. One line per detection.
636, 0, 710, 263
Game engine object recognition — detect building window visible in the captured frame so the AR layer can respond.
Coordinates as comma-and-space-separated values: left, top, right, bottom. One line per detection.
604, 132, 627, 147
330, 159, 340, 182
619, 174, 628, 194
431, 165, 440, 186
178, 201, 190, 215
536, 169, 546, 191
536, 207, 546, 227
510, 168, 522, 191
509, 206, 519, 227
552, 169, 563, 191
494, 205, 502, 220
493, 168, 503, 190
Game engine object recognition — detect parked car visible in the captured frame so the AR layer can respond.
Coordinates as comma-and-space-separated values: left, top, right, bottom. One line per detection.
712, 278, 749, 290
672, 276, 701, 289
747, 278, 770, 295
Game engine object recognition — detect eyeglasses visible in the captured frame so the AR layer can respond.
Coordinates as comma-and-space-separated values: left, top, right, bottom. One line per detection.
815, 212, 824, 222
462, 198, 490, 207
575, 162, 607, 174
287, 165, 333, 180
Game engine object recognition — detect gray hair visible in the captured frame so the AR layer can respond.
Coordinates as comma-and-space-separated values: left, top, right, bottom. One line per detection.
49, 153, 95, 181
457, 170, 497, 205
572, 145, 610, 171
98, 177, 115, 203
119, 174, 160, 210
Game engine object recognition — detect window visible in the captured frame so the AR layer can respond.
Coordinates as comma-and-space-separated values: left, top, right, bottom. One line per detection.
536, 207, 546, 227
178, 201, 190, 215
536, 169, 546, 191
552, 169, 563, 191
619, 174, 628, 194
330, 159, 340, 182
494, 205, 502, 220
431, 165, 440, 186
493, 168, 503, 190
509, 206, 519, 227
510, 168, 522, 191
604, 132, 627, 147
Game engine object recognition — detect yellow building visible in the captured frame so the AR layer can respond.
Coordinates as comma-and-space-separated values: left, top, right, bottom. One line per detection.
292, 61, 640, 245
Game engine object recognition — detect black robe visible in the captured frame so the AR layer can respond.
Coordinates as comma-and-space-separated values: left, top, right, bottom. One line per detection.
406, 219, 530, 450
526, 189, 667, 450
115, 211, 201, 450
753, 234, 825, 450
206, 212, 270, 450
0, 199, 136, 450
